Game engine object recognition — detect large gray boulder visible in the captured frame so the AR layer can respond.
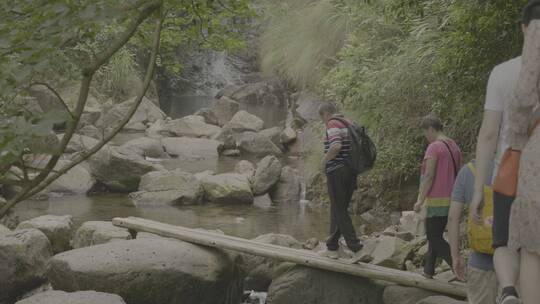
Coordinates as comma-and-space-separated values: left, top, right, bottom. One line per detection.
45, 160, 96, 195
416, 296, 467, 304
72, 221, 132, 248
201, 173, 253, 204
0, 229, 52, 303
96, 97, 166, 131
211, 97, 240, 126
234, 160, 256, 179
382, 286, 438, 304
194, 108, 220, 126
224, 111, 264, 132
271, 166, 301, 204
162, 137, 221, 160
15, 290, 126, 304
259, 127, 284, 150
129, 169, 203, 205
47, 238, 243, 304
212, 128, 240, 150
237, 132, 283, 155
62, 134, 99, 154
371, 235, 415, 269
120, 137, 167, 158
77, 125, 103, 140
0, 224, 10, 234
16, 215, 74, 254
145, 118, 170, 138
266, 266, 385, 304
162, 115, 222, 138
280, 127, 297, 145
252, 156, 282, 195
88, 146, 160, 192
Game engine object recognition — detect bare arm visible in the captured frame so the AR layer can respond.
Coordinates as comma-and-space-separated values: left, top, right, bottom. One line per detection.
414, 157, 436, 211
322, 143, 342, 171
448, 201, 463, 258
471, 110, 502, 221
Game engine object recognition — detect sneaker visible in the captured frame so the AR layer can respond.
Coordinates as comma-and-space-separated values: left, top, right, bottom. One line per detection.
496, 294, 521, 304
317, 249, 339, 259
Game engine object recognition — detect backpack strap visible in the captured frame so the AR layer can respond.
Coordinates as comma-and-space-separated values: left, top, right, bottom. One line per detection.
440, 140, 458, 178
467, 162, 477, 177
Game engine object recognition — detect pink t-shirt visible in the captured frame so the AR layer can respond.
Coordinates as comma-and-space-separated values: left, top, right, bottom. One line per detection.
422, 140, 462, 198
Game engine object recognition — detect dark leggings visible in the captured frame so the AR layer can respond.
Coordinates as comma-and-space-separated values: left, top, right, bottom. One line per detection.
424, 216, 453, 276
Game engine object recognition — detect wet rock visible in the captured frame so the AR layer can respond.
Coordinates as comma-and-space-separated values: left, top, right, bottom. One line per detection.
77, 125, 102, 140
61, 134, 99, 154
162, 115, 222, 138
45, 160, 95, 195
371, 235, 415, 269
201, 173, 253, 204
254, 194, 274, 209
15, 290, 126, 304
162, 137, 221, 160
417, 296, 467, 304
382, 286, 437, 304
72, 221, 131, 248
259, 127, 284, 150
237, 132, 282, 155
88, 146, 160, 192
280, 127, 297, 145
16, 215, 74, 254
47, 238, 243, 304
271, 166, 301, 204
224, 110, 264, 132
252, 156, 282, 195
0, 229, 52, 303
96, 97, 166, 130
121, 137, 167, 158
129, 169, 203, 205
211, 97, 240, 126
266, 266, 385, 304
195, 108, 219, 126
235, 160, 255, 178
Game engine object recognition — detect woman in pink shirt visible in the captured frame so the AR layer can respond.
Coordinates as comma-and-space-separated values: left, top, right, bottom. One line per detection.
414, 115, 462, 278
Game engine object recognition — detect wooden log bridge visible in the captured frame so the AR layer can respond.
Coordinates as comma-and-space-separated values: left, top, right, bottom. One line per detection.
113, 217, 466, 298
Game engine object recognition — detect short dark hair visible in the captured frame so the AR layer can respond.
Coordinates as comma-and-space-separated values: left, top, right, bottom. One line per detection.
522, 0, 540, 26
421, 114, 443, 131
318, 102, 337, 116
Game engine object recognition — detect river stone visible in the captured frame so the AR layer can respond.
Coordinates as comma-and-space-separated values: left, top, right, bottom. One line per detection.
163, 115, 222, 138
235, 160, 255, 178
77, 125, 102, 140
15, 290, 126, 304
212, 128, 239, 150
162, 137, 222, 160
47, 238, 243, 304
72, 221, 132, 248
61, 134, 99, 154
195, 108, 220, 126
280, 127, 297, 144
237, 132, 283, 155
259, 127, 284, 150
252, 156, 282, 195
201, 173, 253, 204
371, 235, 415, 269
266, 266, 385, 304
88, 146, 160, 192
96, 96, 165, 130
45, 160, 96, 195
416, 296, 467, 304
129, 169, 203, 205
0, 229, 52, 303
271, 166, 301, 204
16, 215, 74, 254
253, 194, 273, 209
224, 110, 264, 132
121, 137, 167, 158
212, 97, 240, 126
382, 286, 438, 304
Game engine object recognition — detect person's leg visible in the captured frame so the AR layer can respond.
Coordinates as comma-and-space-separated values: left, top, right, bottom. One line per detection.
332, 166, 362, 252
467, 267, 498, 304
492, 193, 520, 297
432, 216, 453, 269
519, 249, 540, 304
325, 170, 341, 251
424, 217, 437, 277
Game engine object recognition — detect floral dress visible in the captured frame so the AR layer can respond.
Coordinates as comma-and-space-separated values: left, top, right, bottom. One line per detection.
507, 20, 540, 254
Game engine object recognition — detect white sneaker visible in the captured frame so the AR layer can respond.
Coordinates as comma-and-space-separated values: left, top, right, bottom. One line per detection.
348, 250, 373, 264
317, 249, 339, 259
497, 294, 521, 304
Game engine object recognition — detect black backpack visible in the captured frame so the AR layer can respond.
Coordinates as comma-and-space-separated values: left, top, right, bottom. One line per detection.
330, 117, 377, 175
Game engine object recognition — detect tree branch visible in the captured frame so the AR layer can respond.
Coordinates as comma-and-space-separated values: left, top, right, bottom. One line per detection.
0, 1, 163, 218
30, 82, 74, 119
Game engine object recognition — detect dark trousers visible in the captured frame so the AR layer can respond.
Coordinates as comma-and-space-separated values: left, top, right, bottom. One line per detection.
424, 216, 453, 276
325, 166, 362, 252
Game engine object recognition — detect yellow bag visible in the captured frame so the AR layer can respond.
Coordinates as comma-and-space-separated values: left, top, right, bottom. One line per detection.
466, 163, 494, 255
